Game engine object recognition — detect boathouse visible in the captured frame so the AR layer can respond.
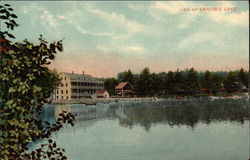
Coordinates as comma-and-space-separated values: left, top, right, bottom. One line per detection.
115, 82, 133, 97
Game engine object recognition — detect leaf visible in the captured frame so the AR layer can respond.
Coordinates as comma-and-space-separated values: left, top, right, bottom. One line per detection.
19, 113, 24, 119
8, 87, 16, 93
53, 143, 56, 147
10, 23, 14, 30
0, 119, 7, 125
56, 42, 63, 52
4, 4, 11, 7
7, 8, 13, 11
50, 43, 56, 53
5, 10, 9, 17
0, 16, 8, 19
0, 9, 6, 13
10, 19, 18, 26
47, 152, 51, 158
48, 54, 55, 60
10, 14, 17, 18
33, 86, 42, 92
7, 33, 15, 38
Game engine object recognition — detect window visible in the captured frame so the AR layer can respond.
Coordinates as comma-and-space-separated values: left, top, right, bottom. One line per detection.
66, 90, 68, 94
66, 83, 68, 87
61, 90, 63, 94
57, 90, 59, 94
66, 96, 68, 99
72, 89, 77, 93
61, 96, 63, 99
57, 96, 58, 99
65, 77, 66, 80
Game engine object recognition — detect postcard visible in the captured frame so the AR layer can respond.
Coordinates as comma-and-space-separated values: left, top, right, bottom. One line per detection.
0, 1, 249, 160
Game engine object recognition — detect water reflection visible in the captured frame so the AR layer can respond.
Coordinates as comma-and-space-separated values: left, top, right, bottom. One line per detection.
43, 99, 249, 130
117, 99, 249, 130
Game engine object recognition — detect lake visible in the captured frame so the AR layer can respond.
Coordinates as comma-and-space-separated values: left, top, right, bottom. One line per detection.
37, 98, 249, 160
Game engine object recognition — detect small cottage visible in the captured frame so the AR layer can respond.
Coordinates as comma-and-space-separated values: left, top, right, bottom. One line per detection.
94, 90, 109, 98
115, 82, 133, 97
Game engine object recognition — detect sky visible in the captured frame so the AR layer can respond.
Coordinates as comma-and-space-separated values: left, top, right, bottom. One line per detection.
4, 1, 249, 78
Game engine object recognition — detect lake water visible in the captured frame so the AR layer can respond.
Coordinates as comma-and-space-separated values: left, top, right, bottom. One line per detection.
37, 99, 249, 160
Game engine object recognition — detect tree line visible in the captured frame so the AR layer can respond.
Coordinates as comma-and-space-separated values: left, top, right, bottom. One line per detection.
104, 67, 249, 97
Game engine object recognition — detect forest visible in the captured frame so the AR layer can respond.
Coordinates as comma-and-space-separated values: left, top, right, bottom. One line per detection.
103, 68, 249, 97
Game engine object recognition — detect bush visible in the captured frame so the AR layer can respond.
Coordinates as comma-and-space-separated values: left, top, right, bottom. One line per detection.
0, 4, 74, 160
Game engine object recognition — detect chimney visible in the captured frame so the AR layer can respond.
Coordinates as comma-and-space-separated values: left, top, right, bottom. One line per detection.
82, 70, 84, 75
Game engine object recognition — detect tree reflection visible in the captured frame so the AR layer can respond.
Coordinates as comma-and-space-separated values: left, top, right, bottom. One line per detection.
116, 99, 249, 129
50, 99, 249, 131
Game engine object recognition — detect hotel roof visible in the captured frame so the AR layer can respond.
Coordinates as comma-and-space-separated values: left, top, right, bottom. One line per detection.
61, 72, 103, 83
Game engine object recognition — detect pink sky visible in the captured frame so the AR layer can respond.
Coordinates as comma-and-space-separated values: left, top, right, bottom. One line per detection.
49, 52, 248, 78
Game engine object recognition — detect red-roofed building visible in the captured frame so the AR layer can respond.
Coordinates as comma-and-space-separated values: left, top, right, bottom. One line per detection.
115, 82, 133, 97
93, 90, 109, 98
219, 88, 227, 93
200, 88, 210, 94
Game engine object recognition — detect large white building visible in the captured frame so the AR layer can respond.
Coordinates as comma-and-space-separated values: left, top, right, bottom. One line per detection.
54, 72, 104, 100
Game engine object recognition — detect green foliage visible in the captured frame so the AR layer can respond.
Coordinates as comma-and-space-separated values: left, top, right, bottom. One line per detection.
223, 71, 239, 92
0, 4, 19, 39
0, 4, 74, 160
165, 71, 175, 94
104, 67, 248, 97
201, 71, 212, 88
238, 68, 248, 87
185, 68, 200, 92
174, 69, 185, 92
117, 69, 134, 85
104, 78, 118, 95
210, 73, 223, 93
135, 67, 152, 96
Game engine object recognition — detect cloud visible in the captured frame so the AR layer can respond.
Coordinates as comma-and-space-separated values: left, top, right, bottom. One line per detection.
178, 32, 216, 49
128, 3, 146, 12
153, 1, 180, 14
202, 1, 248, 26
74, 24, 113, 37
124, 45, 145, 53
97, 45, 145, 54
56, 3, 147, 40
40, 10, 59, 27
86, 5, 145, 34
149, 1, 248, 28
148, 1, 200, 29
57, 15, 66, 19
21, 4, 60, 28
57, 7, 113, 37
153, 1, 197, 14
208, 11, 248, 26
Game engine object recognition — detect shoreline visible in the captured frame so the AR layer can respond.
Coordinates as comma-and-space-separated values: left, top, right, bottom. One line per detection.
51, 97, 158, 105
51, 95, 249, 105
